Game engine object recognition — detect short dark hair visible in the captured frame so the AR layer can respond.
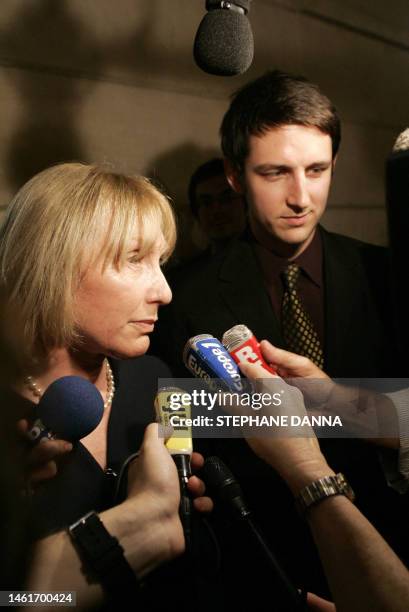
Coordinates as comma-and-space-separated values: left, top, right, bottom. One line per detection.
188, 158, 225, 217
220, 70, 341, 173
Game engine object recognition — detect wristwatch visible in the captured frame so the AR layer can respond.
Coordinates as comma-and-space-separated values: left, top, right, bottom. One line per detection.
295, 473, 355, 517
68, 511, 139, 597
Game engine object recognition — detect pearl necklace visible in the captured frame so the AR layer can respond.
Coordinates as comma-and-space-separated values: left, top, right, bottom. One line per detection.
24, 358, 115, 410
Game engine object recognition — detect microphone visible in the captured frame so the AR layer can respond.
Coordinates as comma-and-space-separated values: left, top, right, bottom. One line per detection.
222, 324, 277, 374
155, 387, 193, 550
26, 376, 104, 443
386, 128, 409, 360
183, 333, 244, 392
202, 455, 250, 519
202, 456, 305, 610
193, 0, 254, 76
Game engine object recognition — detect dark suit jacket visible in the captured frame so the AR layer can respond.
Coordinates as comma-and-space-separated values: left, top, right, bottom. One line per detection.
155, 226, 392, 378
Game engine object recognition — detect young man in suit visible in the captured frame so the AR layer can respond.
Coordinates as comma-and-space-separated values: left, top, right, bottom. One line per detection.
156, 70, 391, 379
152, 71, 405, 601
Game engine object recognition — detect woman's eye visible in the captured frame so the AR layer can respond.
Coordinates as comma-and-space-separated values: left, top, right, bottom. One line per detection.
128, 254, 142, 264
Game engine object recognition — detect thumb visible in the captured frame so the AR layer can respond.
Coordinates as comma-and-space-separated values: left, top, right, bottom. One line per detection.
260, 340, 303, 370
239, 359, 272, 380
17, 418, 29, 435
141, 422, 161, 450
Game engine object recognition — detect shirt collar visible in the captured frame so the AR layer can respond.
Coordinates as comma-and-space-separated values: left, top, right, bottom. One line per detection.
251, 227, 323, 288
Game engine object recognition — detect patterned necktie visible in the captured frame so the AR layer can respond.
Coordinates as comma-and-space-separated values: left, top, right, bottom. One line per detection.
281, 263, 324, 368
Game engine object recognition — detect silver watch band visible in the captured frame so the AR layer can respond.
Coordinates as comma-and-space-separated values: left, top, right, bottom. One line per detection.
295, 472, 355, 517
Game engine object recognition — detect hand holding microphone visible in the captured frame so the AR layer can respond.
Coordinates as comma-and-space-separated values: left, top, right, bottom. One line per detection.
236, 343, 331, 496
17, 419, 73, 487
125, 420, 212, 567
155, 387, 194, 549
19, 376, 104, 489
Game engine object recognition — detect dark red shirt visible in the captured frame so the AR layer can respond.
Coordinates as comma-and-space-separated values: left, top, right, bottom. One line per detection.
253, 229, 324, 345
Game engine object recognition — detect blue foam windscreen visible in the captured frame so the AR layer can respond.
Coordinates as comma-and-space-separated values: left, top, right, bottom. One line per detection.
38, 376, 104, 441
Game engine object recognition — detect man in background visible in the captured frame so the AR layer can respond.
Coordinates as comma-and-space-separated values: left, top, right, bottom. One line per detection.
189, 158, 247, 256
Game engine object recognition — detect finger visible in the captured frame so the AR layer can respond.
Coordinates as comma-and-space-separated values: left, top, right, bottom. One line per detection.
17, 419, 29, 435
30, 461, 58, 484
306, 592, 336, 611
187, 475, 206, 497
28, 439, 72, 467
239, 359, 272, 380
261, 341, 328, 380
141, 422, 160, 450
260, 341, 306, 371
193, 496, 213, 513
190, 452, 204, 471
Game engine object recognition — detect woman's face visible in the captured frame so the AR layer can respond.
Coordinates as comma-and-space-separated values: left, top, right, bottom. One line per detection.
74, 232, 172, 359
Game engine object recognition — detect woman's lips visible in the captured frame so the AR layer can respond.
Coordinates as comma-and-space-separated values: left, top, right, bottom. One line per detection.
132, 320, 157, 332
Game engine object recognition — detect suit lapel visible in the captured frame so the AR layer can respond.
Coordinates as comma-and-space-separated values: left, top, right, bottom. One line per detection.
217, 238, 285, 346
321, 228, 362, 374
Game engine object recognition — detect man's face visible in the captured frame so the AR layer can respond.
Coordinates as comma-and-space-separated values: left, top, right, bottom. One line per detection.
195, 173, 247, 241
227, 125, 334, 256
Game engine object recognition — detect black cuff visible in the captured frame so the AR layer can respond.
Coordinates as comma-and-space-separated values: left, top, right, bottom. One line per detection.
68, 511, 139, 599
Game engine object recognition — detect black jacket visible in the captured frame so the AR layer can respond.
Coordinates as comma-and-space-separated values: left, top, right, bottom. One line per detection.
154, 227, 393, 378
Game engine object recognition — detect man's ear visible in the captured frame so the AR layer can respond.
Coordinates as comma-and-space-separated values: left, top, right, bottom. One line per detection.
331, 154, 338, 175
224, 159, 245, 195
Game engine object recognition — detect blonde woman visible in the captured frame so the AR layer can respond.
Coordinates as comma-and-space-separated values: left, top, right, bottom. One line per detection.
0, 163, 209, 554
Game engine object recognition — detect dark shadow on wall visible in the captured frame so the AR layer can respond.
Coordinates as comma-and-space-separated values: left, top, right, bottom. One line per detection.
0, 1, 96, 189
0, 0, 159, 191
146, 143, 220, 263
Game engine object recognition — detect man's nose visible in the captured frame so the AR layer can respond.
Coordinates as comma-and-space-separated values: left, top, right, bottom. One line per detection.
286, 174, 309, 210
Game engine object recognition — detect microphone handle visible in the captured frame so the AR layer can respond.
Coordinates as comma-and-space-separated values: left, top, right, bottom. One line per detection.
244, 516, 306, 611
173, 454, 193, 553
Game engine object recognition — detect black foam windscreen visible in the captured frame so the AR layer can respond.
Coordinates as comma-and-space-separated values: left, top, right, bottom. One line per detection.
194, 7, 254, 76
38, 376, 104, 441
202, 455, 250, 518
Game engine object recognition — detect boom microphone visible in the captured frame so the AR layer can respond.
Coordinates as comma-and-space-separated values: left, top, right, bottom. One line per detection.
193, 0, 254, 76
27, 376, 104, 443
202, 456, 305, 610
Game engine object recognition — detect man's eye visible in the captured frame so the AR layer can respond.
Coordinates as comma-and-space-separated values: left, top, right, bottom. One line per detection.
261, 170, 285, 179
308, 166, 327, 176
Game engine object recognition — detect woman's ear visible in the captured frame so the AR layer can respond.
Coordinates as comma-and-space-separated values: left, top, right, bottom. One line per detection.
224, 159, 245, 195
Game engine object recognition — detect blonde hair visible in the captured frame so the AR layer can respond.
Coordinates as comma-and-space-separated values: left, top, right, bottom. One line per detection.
0, 163, 176, 361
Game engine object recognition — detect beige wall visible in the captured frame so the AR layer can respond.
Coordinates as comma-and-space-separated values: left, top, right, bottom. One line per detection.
0, 0, 408, 254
